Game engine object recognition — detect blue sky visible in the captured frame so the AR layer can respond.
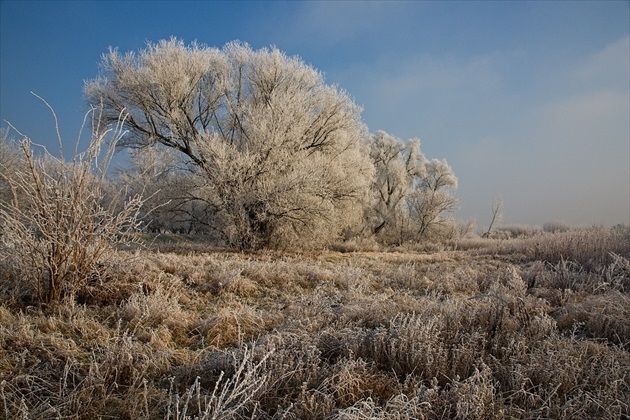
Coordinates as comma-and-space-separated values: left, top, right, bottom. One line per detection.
1, 0, 629, 228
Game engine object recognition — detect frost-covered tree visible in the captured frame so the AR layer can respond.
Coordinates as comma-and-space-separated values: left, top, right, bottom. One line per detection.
369, 131, 425, 239
85, 39, 374, 249
368, 130, 458, 244
406, 158, 459, 240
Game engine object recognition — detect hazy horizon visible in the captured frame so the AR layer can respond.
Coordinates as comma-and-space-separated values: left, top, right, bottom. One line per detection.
1, 1, 628, 228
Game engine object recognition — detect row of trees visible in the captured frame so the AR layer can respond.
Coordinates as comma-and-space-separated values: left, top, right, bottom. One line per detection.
2, 39, 459, 256
84, 38, 459, 249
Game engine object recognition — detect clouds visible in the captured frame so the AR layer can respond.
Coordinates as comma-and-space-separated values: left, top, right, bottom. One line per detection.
572, 36, 630, 91
536, 90, 628, 150
333, 49, 525, 159
358, 52, 508, 102
324, 30, 629, 227
457, 36, 630, 227
523, 52, 629, 225
281, 1, 408, 49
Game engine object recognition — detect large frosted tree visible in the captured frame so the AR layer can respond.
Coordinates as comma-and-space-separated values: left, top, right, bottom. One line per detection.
85, 39, 374, 249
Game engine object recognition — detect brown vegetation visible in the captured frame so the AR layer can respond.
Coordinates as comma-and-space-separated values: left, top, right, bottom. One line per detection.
1, 226, 628, 419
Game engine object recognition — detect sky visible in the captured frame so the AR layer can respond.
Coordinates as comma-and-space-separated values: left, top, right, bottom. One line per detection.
1, 1, 629, 229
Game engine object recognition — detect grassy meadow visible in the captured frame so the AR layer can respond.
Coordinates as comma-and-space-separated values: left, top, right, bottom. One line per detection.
1, 225, 629, 419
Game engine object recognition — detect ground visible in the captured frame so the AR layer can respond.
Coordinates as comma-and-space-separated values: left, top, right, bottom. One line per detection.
1, 226, 629, 419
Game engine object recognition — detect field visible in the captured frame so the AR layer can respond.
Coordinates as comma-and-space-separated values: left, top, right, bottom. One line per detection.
1, 226, 629, 419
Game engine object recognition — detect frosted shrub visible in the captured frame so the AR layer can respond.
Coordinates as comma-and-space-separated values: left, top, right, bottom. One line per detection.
543, 220, 572, 233
166, 344, 271, 419
0, 105, 144, 304
0, 129, 21, 205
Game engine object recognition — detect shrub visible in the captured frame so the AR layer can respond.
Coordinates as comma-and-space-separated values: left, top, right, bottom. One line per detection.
166, 344, 271, 419
531, 226, 630, 266
0, 128, 21, 205
0, 104, 144, 304
497, 224, 540, 238
543, 220, 572, 233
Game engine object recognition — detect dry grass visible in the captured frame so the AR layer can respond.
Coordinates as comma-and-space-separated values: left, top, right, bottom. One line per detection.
1, 226, 629, 418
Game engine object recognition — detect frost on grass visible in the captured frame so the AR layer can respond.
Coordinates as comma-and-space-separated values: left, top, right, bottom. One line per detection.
1, 224, 628, 418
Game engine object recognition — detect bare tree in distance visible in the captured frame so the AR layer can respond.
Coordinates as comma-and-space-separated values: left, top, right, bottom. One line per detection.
483, 197, 504, 238
85, 38, 374, 249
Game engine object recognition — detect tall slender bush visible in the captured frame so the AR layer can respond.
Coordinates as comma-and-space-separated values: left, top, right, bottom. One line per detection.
0, 104, 144, 304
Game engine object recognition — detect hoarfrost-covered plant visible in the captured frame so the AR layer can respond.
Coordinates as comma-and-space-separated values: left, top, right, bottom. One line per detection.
0, 129, 21, 205
369, 130, 420, 238
407, 158, 459, 240
85, 38, 374, 249
369, 130, 458, 244
0, 103, 144, 304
